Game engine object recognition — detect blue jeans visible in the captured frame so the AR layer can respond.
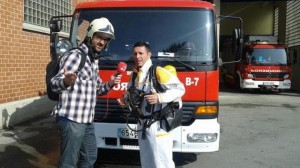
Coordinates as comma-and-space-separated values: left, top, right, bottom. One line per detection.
57, 118, 97, 168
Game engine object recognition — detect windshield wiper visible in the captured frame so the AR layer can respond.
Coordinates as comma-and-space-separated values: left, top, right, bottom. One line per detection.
152, 55, 196, 71
255, 62, 268, 65
99, 54, 114, 61
97, 54, 118, 69
272, 62, 286, 65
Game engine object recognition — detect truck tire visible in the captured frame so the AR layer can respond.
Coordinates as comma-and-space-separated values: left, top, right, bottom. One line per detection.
234, 76, 241, 91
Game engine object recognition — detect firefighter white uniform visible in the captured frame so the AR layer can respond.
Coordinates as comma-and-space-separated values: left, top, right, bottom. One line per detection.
127, 59, 185, 168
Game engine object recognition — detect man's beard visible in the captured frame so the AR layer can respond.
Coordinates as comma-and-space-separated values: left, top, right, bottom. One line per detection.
91, 45, 103, 59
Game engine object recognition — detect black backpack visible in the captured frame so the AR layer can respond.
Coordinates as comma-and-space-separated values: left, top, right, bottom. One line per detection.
46, 48, 87, 101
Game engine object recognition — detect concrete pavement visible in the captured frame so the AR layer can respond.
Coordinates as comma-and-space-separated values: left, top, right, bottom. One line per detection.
0, 115, 117, 168
0, 115, 60, 168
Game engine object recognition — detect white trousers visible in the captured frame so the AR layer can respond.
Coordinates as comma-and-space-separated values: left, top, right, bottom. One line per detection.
137, 120, 175, 168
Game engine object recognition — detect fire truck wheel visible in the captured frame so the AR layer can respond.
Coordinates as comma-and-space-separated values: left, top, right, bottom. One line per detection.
234, 76, 241, 90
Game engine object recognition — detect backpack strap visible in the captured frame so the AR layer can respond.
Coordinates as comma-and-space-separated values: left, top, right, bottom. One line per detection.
131, 71, 138, 87
76, 47, 87, 71
130, 65, 161, 91
150, 65, 164, 93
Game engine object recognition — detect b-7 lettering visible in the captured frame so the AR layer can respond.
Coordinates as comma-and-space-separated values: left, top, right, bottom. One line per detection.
186, 77, 199, 86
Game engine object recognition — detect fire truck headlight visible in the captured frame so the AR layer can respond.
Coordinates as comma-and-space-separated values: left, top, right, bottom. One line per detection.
187, 133, 218, 143
284, 74, 289, 79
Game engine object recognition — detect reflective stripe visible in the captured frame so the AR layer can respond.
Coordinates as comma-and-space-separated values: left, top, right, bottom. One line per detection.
156, 132, 171, 137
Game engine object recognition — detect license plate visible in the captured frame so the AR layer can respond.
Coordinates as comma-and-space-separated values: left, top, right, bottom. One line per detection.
118, 128, 138, 139
263, 82, 274, 85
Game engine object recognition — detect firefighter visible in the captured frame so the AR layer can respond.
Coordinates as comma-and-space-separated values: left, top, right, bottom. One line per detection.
118, 42, 185, 168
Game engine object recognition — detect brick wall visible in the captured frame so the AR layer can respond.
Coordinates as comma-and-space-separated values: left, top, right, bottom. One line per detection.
0, 0, 46, 103
0, 0, 94, 104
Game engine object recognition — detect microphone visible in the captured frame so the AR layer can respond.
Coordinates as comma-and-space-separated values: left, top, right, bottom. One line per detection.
116, 62, 127, 75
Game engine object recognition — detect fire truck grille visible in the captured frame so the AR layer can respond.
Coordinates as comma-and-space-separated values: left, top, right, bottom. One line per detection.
104, 137, 139, 146
252, 72, 287, 79
94, 99, 196, 125
120, 138, 139, 146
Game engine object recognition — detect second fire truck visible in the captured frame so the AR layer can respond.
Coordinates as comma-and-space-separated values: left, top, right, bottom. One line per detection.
222, 35, 291, 92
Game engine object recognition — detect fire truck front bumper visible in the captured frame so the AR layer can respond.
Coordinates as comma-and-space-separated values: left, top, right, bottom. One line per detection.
94, 118, 220, 153
174, 118, 220, 153
241, 79, 291, 90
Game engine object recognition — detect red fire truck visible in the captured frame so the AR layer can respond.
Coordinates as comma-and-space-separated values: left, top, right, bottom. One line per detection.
222, 36, 291, 92
49, 0, 242, 154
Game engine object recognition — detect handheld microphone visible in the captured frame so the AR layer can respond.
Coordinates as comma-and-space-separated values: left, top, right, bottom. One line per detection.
117, 62, 127, 75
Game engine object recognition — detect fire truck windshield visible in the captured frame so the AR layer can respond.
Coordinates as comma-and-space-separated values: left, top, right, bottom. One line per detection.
73, 8, 216, 70
249, 48, 288, 65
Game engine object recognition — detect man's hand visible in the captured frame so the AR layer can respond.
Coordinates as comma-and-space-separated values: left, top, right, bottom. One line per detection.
144, 89, 158, 104
63, 68, 77, 87
108, 73, 122, 87
117, 97, 127, 108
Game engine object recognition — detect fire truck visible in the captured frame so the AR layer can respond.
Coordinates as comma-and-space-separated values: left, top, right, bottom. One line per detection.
222, 36, 291, 92
49, 0, 242, 154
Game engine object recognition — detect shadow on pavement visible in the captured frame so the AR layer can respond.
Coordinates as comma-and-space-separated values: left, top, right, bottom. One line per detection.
174, 152, 198, 167
0, 115, 59, 168
95, 149, 141, 167
0, 145, 39, 168
95, 150, 198, 167
0, 115, 199, 168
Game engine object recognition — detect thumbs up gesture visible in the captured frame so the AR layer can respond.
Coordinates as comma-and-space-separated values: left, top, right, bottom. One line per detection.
63, 68, 77, 87
144, 89, 159, 104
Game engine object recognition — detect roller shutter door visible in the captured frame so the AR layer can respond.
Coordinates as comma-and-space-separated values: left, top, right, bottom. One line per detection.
286, 1, 300, 47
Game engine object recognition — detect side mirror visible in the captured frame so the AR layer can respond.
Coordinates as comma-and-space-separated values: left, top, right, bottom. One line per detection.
218, 57, 223, 67
232, 29, 240, 55
50, 33, 59, 58
218, 15, 243, 65
50, 19, 62, 32
56, 39, 73, 56
49, 19, 62, 58
49, 15, 73, 59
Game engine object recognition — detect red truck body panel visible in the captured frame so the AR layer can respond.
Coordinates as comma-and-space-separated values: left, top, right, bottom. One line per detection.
76, 0, 215, 11
98, 70, 219, 102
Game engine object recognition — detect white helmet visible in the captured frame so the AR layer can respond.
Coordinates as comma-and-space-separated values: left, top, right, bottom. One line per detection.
87, 17, 115, 40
